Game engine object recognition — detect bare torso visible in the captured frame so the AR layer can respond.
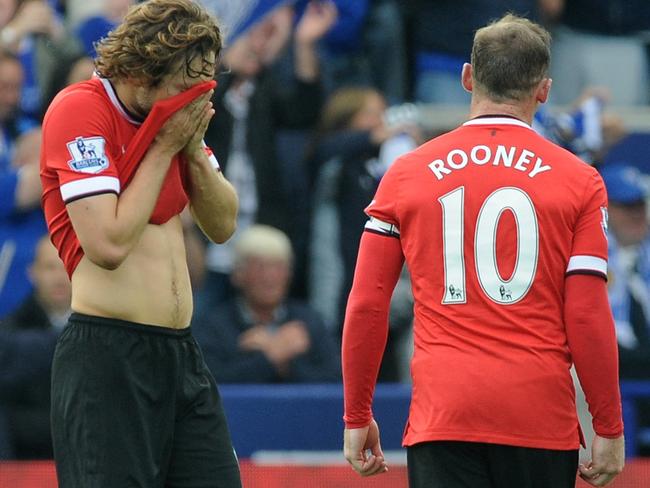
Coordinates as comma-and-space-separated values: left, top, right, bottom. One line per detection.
70, 215, 193, 328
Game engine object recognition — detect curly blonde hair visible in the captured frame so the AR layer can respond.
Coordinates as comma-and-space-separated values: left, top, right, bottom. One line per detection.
95, 0, 222, 86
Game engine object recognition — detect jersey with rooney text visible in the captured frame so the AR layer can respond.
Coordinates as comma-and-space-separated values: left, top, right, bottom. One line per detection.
366, 116, 609, 450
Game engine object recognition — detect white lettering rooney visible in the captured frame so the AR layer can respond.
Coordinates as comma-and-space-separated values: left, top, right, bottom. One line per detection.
428, 145, 551, 180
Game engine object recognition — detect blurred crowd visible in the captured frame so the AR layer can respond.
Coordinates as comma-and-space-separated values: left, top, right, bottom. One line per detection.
1, 0, 650, 460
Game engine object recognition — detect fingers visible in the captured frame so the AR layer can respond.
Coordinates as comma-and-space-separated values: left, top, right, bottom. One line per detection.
579, 463, 620, 487
346, 451, 388, 477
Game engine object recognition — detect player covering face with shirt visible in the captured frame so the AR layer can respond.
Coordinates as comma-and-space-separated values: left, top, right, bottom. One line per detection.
342, 13, 624, 488
40, 0, 242, 486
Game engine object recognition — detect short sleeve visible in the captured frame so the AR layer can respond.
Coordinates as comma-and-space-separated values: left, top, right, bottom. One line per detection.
42, 89, 120, 204
567, 171, 609, 279
363, 162, 401, 238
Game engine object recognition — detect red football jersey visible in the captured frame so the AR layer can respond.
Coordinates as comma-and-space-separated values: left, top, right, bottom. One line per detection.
366, 116, 609, 450
41, 77, 218, 277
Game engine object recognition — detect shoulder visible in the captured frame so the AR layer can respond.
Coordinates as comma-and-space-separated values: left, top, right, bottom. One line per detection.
43, 79, 111, 127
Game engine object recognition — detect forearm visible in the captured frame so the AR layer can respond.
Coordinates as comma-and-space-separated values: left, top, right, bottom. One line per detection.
564, 274, 623, 437
112, 145, 176, 242
294, 40, 320, 82
185, 151, 238, 244
342, 231, 404, 428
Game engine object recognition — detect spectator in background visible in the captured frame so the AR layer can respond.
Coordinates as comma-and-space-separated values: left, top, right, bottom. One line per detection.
0, 51, 35, 170
201, 0, 337, 304
75, 0, 134, 57
533, 88, 627, 166
307, 88, 419, 348
193, 225, 340, 383
40, 51, 94, 117
0, 0, 79, 118
602, 165, 650, 377
0, 127, 46, 319
405, 0, 556, 104
548, 0, 650, 106
0, 235, 70, 459
601, 164, 650, 455
0, 323, 58, 460
295, 0, 407, 104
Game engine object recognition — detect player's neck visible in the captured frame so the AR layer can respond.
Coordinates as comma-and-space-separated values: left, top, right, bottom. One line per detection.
111, 79, 147, 120
468, 97, 536, 126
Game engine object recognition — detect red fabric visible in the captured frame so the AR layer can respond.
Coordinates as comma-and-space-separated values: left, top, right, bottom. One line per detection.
350, 117, 614, 450
120, 79, 216, 186
41, 78, 215, 277
565, 274, 624, 438
342, 231, 404, 428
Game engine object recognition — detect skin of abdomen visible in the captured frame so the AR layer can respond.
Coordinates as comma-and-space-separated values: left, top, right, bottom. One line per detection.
70, 215, 194, 328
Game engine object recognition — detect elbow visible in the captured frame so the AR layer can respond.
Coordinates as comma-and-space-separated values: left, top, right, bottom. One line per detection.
211, 218, 237, 244
84, 243, 129, 271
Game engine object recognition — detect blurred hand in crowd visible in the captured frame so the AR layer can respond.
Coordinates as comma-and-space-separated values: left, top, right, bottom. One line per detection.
239, 320, 311, 376
0, 54, 22, 123
4, 0, 63, 42
294, 0, 338, 46
12, 128, 43, 211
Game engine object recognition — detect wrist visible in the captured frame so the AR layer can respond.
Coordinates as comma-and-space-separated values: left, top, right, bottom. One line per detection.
147, 142, 177, 162
294, 38, 317, 52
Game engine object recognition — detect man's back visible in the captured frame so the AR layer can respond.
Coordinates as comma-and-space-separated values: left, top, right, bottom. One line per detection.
367, 116, 608, 449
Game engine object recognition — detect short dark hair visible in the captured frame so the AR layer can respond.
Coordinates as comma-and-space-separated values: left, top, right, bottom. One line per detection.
95, 0, 222, 86
471, 14, 551, 102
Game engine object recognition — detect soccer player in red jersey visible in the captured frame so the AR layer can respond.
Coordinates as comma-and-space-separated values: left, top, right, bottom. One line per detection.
342, 14, 624, 488
40, 0, 241, 486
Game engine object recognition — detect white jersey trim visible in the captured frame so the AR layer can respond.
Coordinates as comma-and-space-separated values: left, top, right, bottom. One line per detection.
566, 255, 607, 275
61, 176, 121, 202
463, 117, 532, 130
365, 217, 400, 236
98, 77, 142, 126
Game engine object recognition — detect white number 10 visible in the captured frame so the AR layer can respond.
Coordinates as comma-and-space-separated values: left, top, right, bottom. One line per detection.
438, 186, 539, 305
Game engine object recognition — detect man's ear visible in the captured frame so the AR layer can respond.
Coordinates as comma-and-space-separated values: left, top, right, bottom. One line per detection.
536, 78, 552, 104
461, 63, 473, 93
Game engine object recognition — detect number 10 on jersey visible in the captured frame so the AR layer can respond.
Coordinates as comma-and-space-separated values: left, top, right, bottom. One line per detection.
439, 186, 539, 305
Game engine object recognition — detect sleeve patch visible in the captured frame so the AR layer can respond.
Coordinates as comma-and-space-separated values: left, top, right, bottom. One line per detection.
66, 136, 110, 174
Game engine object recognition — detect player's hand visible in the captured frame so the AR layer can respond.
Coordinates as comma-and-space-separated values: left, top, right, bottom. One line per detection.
344, 419, 388, 477
182, 92, 216, 160
155, 90, 214, 156
579, 434, 625, 487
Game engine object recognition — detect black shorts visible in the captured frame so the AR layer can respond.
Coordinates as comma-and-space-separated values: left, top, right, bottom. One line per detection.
51, 313, 241, 488
407, 440, 578, 488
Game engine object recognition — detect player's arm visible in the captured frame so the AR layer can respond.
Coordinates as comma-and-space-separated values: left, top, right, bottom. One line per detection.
65, 93, 211, 270
182, 100, 238, 244
342, 223, 403, 476
564, 170, 624, 486
564, 274, 624, 486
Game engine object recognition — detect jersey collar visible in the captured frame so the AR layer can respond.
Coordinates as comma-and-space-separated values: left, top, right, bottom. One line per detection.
463, 115, 532, 130
97, 76, 143, 126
